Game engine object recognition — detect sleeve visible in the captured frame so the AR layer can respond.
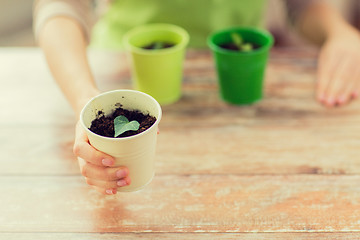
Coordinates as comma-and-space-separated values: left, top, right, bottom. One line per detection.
33, 0, 96, 43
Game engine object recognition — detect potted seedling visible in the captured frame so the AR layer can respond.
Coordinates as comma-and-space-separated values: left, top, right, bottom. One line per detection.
123, 23, 189, 105
207, 27, 273, 105
219, 32, 258, 52
80, 89, 162, 192
141, 41, 175, 50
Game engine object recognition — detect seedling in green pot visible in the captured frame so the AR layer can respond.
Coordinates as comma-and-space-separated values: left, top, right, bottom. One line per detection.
231, 32, 253, 52
114, 115, 140, 137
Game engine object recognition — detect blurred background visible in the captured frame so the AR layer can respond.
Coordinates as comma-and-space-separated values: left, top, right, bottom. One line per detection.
0, 0, 34, 46
0, 0, 359, 47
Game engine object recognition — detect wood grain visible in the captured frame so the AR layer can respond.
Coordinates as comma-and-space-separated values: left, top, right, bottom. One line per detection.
1, 48, 360, 238
1, 233, 360, 240
1, 48, 360, 175
1, 175, 360, 232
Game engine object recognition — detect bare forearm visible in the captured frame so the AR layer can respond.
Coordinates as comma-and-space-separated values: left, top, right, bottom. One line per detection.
38, 17, 99, 116
296, 2, 349, 45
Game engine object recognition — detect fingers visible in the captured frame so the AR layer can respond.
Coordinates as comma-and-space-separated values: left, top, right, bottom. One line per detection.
322, 60, 348, 106
316, 50, 334, 104
316, 49, 358, 107
316, 31, 360, 107
73, 122, 115, 167
81, 161, 129, 181
74, 122, 131, 195
84, 171, 131, 195
335, 65, 359, 106
93, 186, 117, 195
78, 157, 131, 195
318, 59, 359, 107
85, 176, 131, 189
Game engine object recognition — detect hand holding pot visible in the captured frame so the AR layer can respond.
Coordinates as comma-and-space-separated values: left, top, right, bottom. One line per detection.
79, 90, 162, 193
73, 121, 131, 195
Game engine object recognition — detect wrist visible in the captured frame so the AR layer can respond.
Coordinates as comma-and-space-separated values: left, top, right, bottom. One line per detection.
74, 88, 100, 117
299, 2, 347, 44
312, 3, 348, 40
323, 14, 349, 40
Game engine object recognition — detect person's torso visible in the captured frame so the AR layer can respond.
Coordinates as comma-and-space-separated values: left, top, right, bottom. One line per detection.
91, 0, 266, 49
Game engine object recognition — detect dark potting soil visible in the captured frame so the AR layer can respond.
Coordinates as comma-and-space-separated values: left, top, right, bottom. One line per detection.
219, 42, 261, 51
142, 41, 175, 50
89, 105, 157, 138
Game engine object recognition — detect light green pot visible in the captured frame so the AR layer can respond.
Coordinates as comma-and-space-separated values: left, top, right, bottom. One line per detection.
123, 24, 189, 105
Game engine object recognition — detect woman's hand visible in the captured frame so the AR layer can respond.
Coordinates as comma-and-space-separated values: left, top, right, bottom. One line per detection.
316, 21, 360, 107
73, 121, 131, 195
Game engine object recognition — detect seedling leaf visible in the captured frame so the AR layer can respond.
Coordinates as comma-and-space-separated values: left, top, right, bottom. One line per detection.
231, 32, 254, 52
231, 33, 243, 46
153, 41, 165, 49
114, 115, 140, 137
241, 43, 253, 52
231, 32, 243, 50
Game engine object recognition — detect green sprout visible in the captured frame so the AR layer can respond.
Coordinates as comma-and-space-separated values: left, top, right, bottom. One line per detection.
152, 41, 165, 49
231, 32, 253, 52
114, 115, 140, 137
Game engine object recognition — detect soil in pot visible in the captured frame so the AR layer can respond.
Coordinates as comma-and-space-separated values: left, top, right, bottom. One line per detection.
89, 104, 157, 138
142, 41, 175, 50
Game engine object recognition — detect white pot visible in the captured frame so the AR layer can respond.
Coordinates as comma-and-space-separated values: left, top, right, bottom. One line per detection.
80, 89, 162, 192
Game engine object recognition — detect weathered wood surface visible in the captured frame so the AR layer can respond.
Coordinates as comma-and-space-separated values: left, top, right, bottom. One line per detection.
2, 175, 360, 232
1, 233, 360, 240
1, 48, 360, 238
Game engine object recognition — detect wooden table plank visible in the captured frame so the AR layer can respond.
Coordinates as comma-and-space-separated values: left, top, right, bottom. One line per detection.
1, 48, 360, 176
2, 118, 360, 175
2, 48, 360, 238
1, 232, 360, 240
1, 175, 360, 232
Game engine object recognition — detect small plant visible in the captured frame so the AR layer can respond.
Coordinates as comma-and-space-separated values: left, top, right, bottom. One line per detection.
114, 115, 140, 137
231, 32, 253, 52
142, 41, 175, 50
152, 42, 165, 49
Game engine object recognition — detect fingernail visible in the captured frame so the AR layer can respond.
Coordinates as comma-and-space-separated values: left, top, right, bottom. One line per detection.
106, 189, 115, 195
318, 94, 325, 102
116, 169, 128, 178
327, 97, 335, 106
102, 158, 114, 166
125, 177, 131, 185
117, 179, 128, 187
337, 96, 346, 104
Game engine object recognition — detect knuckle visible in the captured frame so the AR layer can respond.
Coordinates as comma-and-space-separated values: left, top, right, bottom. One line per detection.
104, 168, 115, 181
89, 151, 100, 163
88, 149, 103, 166
73, 143, 81, 156
85, 178, 93, 186
81, 164, 88, 177
106, 181, 117, 189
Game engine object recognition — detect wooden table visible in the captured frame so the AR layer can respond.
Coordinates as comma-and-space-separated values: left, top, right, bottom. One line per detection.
1, 47, 360, 239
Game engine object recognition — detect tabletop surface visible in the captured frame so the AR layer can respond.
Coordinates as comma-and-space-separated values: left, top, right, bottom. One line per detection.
1, 47, 360, 239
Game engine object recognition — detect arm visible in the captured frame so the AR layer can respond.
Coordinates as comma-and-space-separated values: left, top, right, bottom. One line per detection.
287, 0, 360, 107
34, 0, 98, 115
294, 1, 353, 46
38, 16, 99, 114
34, 0, 130, 194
